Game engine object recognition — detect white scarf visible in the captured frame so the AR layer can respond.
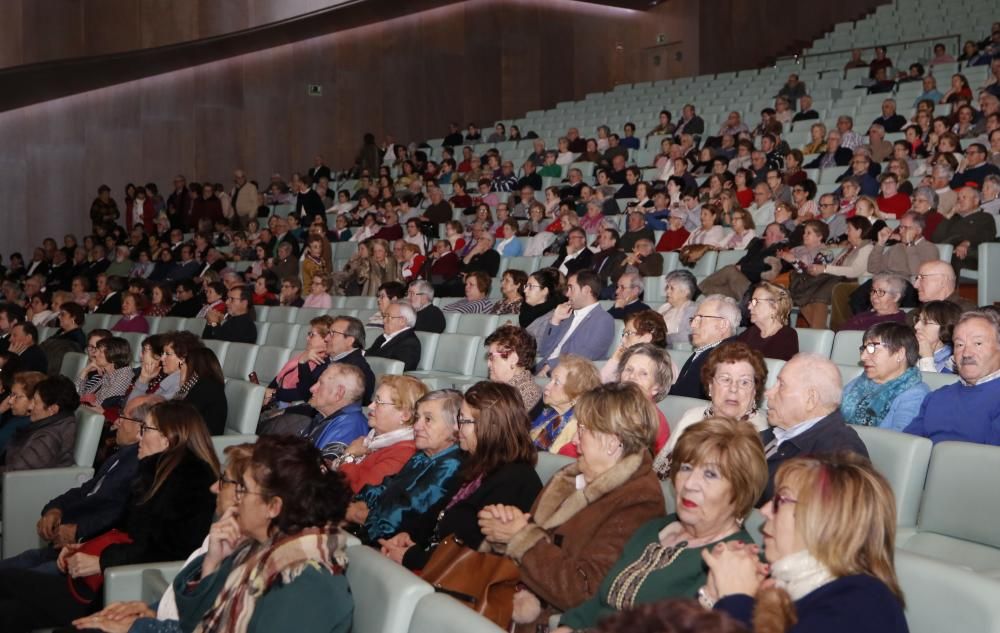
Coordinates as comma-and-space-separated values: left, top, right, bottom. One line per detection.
336, 427, 415, 468
770, 549, 836, 601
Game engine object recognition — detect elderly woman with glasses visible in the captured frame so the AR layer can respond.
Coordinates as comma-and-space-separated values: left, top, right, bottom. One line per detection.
703, 453, 907, 633
484, 325, 543, 418
738, 281, 799, 361
911, 300, 962, 373
530, 354, 602, 456
480, 382, 666, 632
657, 270, 699, 346
836, 273, 908, 332
346, 389, 466, 546
554, 417, 768, 633
842, 322, 929, 431
380, 382, 542, 570
336, 375, 428, 493
602, 310, 676, 382
75, 336, 134, 411
654, 342, 769, 475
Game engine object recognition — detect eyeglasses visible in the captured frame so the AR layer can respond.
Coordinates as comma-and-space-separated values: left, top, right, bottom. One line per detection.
622, 329, 640, 338
234, 484, 268, 501
771, 493, 798, 514
138, 422, 162, 436
912, 273, 949, 282
870, 288, 891, 297
749, 297, 777, 307
385, 314, 406, 321
689, 314, 728, 324
325, 329, 348, 339
306, 331, 325, 338
859, 341, 884, 355
714, 375, 755, 391
915, 317, 939, 327
457, 416, 476, 427
372, 398, 398, 408
485, 349, 513, 361
218, 474, 239, 487
117, 415, 142, 425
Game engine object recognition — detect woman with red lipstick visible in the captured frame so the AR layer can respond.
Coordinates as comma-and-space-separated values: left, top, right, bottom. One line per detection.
554, 417, 767, 632
654, 342, 769, 477
703, 453, 907, 633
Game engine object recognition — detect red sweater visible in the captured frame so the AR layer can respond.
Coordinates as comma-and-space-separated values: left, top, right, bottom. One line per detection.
876, 193, 911, 219
340, 440, 417, 493
656, 228, 690, 252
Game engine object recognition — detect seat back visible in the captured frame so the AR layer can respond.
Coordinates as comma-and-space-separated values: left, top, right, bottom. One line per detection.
916, 442, 1000, 552
454, 314, 500, 337
59, 351, 88, 380
222, 342, 259, 381
202, 339, 230, 367
830, 330, 863, 366
407, 593, 505, 633
795, 327, 834, 357
535, 452, 573, 484
74, 409, 106, 467
763, 358, 784, 390
836, 362, 863, 385
346, 544, 433, 633
224, 380, 267, 435
264, 323, 300, 348
210, 434, 257, 462
431, 334, 481, 375
367, 357, 405, 378
253, 345, 292, 385
657, 395, 708, 433
267, 306, 298, 323
896, 550, 1000, 633
979, 242, 1000, 305
414, 332, 440, 371
155, 316, 186, 333
115, 332, 147, 363
920, 370, 959, 391
853, 425, 932, 528
344, 296, 378, 310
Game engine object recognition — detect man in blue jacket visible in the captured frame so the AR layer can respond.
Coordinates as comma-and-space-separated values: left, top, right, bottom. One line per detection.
0, 395, 159, 573
301, 363, 369, 462
536, 269, 614, 375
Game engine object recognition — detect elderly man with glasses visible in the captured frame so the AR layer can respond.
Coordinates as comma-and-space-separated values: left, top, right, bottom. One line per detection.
950, 143, 1000, 189
912, 259, 978, 312
407, 280, 446, 333
367, 300, 421, 371
201, 285, 257, 343
669, 295, 741, 399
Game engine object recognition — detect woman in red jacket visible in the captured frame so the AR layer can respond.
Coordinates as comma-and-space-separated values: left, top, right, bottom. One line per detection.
335, 375, 429, 493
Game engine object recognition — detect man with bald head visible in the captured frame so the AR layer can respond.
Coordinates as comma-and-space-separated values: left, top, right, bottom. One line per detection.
759, 353, 868, 502
905, 311, 1000, 445
0, 396, 162, 572
913, 260, 977, 312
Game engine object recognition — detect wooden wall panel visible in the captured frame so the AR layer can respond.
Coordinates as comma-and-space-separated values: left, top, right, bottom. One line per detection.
20, 0, 85, 64
83, 0, 141, 56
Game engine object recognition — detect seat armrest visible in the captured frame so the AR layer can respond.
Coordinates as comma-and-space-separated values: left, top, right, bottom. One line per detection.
105, 561, 187, 606
2, 467, 94, 558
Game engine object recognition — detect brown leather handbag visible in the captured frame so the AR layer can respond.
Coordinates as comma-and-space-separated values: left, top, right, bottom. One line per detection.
420, 535, 520, 629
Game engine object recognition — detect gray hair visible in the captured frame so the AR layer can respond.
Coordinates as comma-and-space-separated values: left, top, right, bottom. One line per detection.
956, 310, 1000, 343
913, 186, 938, 209
334, 315, 366, 349
872, 273, 907, 297
702, 294, 742, 334
619, 271, 643, 291
617, 343, 674, 403
901, 211, 926, 231
790, 353, 843, 409
984, 174, 1000, 193
416, 389, 464, 429
124, 395, 165, 422
868, 124, 885, 135
932, 164, 954, 180
410, 279, 435, 300
390, 299, 417, 328
324, 363, 366, 404
664, 269, 698, 300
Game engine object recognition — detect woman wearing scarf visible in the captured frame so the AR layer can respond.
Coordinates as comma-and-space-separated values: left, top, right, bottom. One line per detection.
841, 322, 929, 432
529, 355, 602, 456
379, 381, 542, 570
169, 434, 352, 633
336, 375, 428, 493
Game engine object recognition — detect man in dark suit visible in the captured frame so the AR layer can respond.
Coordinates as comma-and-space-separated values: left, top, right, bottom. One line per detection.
592, 228, 627, 292
325, 316, 377, 406
167, 245, 201, 282
673, 104, 705, 139
202, 285, 257, 344
758, 354, 869, 503
552, 228, 593, 277
93, 275, 125, 315
307, 155, 332, 183
366, 301, 421, 371
9, 322, 48, 373
167, 279, 203, 318
408, 280, 446, 334
669, 295, 741, 399
0, 304, 24, 355
607, 272, 650, 320
805, 131, 852, 169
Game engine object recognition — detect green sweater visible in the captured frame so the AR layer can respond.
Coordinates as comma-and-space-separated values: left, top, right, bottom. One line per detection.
559, 515, 752, 630
173, 552, 354, 633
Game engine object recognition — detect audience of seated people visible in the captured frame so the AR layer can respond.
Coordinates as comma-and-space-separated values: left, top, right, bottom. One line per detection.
2, 26, 1000, 633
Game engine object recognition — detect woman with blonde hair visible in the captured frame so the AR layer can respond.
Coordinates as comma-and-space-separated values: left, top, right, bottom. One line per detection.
479, 382, 666, 632
362, 238, 399, 296
801, 123, 827, 155
702, 452, 907, 633
336, 375, 429, 493
529, 354, 602, 456
737, 281, 799, 361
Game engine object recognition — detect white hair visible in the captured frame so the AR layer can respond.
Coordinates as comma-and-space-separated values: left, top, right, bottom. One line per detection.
701, 294, 742, 334
789, 353, 843, 409
390, 300, 417, 328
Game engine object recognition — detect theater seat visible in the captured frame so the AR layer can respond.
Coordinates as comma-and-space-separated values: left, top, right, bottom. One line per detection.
104, 560, 187, 606
853, 425, 931, 528
795, 327, 834, 358
535, 452, 573, 484
830, 330, 864, 366
657, 395, 709, 433
367, 357, 405, 379
898, 441, 1000, 573
407, 593, 505, 633
896, 550, 1000, 633
1, 409, 103, 558
407, 334, 480, 381
222, 342, 259, 381
346, 544, 433, 633
224, 380, 267, 435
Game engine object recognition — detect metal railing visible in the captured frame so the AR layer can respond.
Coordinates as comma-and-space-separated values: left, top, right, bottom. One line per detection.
776, 33, 963, 72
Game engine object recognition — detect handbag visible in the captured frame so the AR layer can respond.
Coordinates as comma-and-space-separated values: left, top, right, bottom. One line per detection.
65, 528, 133, 605
420, 535, 520, 629
679, 243, 712, 266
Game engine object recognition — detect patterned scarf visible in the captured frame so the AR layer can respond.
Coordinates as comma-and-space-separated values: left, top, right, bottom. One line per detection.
195, 528, 348, 633
175, 373, 200, 400
530, 406, 573, 452
840, 366, 922, 427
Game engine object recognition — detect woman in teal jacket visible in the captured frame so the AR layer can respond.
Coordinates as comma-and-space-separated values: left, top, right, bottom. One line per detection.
172, 435, 354, 633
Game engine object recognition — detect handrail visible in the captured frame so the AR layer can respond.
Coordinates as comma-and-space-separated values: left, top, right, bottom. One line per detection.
776, 33, 962, 71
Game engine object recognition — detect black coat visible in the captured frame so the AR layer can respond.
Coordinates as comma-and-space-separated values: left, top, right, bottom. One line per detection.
18, 345, 48, 373
669, 339, 735, 399
553, 248, 593, 276
463, 250, 500, 278
99, 448, 216, 570
805, 147, 852, 169
402, 461, 543, 569
182, 379, 228, 435
202, 313, 257, 344
167, 297, 203, 318
94, 292, 123, 315
414, 305, 446, 333
367, 328, 422, 372
758, 409, 869, 503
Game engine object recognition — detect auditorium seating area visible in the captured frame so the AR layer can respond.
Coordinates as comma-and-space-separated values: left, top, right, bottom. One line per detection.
1, 0, 1000, 630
